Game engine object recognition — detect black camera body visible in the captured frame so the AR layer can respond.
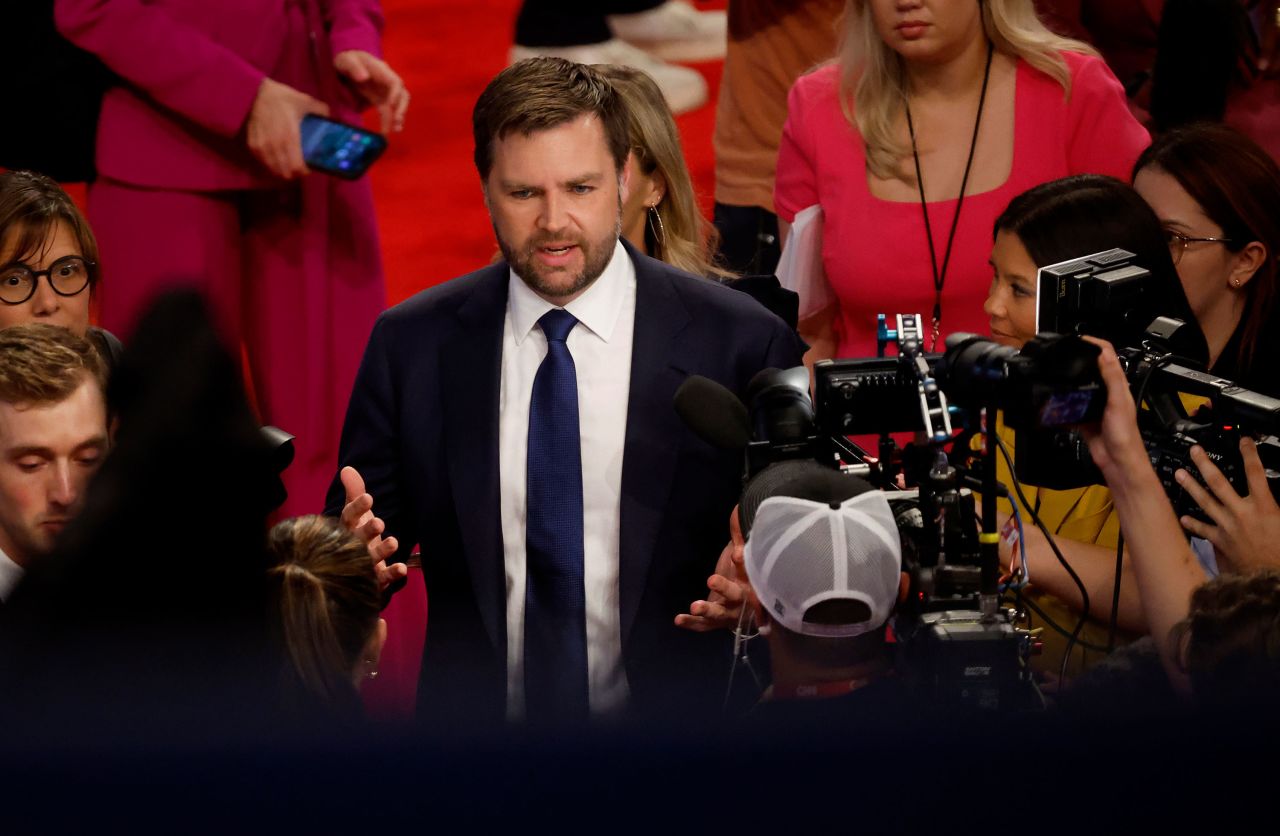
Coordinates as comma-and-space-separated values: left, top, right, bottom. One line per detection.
733, 244, 1279, 708
774, 316, 1037, 711
1144, 426, 1279, 522
1116, 350, 1280, 524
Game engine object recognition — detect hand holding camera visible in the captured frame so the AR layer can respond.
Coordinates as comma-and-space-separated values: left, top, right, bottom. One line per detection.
1078, 337, 1149, 485
1175, 438, 1280, 574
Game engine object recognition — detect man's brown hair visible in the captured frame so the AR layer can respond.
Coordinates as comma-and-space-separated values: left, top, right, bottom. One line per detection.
472, 57, 630, 181
0, 323, 107, 406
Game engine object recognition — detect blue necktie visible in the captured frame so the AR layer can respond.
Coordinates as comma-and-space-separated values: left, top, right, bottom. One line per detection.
524, 308, 588, 721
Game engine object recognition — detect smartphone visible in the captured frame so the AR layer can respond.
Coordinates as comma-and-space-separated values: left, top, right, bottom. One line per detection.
300, 114, 387, 179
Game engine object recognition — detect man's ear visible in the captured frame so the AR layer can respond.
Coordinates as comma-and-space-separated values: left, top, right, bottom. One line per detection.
1228, 240, 1267, 289
751, 593, 767, 627
619, 152, 636, 203
898, 572, 911, 605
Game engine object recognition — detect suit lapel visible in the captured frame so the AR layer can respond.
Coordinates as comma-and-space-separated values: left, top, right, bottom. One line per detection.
441, 265, 508, 653
619, 246, 693, 645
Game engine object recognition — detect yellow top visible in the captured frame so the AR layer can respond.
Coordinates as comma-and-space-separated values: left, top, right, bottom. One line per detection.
976, 414, 1129, 681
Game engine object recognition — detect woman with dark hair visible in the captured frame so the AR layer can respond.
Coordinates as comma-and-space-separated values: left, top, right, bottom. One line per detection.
0, 171, 122, 368
1133, 123, 1280, 395
267, 515, 386, 717
982, 174, 1207, 676
986, 173, 1201, 351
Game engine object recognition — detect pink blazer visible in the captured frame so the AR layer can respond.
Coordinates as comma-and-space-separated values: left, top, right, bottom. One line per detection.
55, 0, 384, 191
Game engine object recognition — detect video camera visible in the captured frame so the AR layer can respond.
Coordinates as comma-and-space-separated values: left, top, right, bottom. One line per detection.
948, 249, 1280, 521
700, 312, 1039, 712
680, 248, 1280, 711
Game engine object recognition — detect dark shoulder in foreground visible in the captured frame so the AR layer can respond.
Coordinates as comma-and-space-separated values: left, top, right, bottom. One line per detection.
88, 326, 124, 373
636, 250, 794, 334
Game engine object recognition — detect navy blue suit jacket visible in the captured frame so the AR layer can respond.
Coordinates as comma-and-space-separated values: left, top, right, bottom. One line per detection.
326, 242, 805, 724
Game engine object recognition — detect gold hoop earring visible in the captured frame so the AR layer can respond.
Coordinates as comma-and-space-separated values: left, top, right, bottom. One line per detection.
647, 205, 666, 248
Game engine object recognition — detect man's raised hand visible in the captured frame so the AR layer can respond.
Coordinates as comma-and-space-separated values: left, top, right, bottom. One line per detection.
340, 465, 406, 592
675, 507, 752, 632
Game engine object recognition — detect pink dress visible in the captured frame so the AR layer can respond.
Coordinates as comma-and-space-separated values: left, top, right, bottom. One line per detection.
775, 51, 1150, 359
55, 0, 388, 519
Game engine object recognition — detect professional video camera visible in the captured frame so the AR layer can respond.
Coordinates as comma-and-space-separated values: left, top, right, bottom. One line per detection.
941, 249, 1280, 520
677, 314, 1041, 712
676, 248, 1280, 711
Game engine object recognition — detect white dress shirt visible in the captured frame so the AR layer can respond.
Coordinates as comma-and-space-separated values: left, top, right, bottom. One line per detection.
499, 239, 636, 719
0, 546, 24, 604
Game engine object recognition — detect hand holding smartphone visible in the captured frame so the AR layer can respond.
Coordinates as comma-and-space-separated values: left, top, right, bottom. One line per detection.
300, 114, 387, 179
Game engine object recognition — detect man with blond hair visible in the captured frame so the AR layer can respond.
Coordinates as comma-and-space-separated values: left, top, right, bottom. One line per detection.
0, 324, 108, 603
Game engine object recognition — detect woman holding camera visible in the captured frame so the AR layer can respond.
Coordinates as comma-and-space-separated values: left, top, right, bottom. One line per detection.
983, 173, 1203, 676
1132, 124, 1280, 398
1131, 124, 1280, 579
775, 0, 1148, 365
987, 156, 1280, 670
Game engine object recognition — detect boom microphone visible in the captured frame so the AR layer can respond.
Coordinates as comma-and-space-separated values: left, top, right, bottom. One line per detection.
674, 375, 751, 451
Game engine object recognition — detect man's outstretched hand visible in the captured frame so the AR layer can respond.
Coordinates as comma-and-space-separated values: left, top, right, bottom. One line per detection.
340, 465, 407, 592
675, 508, 752, 633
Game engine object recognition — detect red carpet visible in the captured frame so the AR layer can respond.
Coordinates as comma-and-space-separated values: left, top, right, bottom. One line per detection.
372, 0, 725, 305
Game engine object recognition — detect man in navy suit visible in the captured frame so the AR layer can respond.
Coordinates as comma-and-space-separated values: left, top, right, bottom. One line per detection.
326, 58, 803, 726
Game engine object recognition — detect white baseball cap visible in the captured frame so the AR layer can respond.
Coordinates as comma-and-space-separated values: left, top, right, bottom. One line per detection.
742, 462, 903, 639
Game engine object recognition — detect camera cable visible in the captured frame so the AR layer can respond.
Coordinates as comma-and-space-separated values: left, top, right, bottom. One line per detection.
995, 436, 1092, 685
723, 602, 765, 715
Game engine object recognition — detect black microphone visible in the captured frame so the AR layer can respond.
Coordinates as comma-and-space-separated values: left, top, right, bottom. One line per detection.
674, 375, 751, 451
745, 366, 814, 444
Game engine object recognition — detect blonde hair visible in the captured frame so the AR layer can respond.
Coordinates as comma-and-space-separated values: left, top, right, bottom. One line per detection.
266, 515, 381, 714
840, 0, 1097, 180
596, 64, 733, 279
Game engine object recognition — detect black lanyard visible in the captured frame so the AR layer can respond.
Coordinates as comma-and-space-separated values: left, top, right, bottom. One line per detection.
905, 40, 995, 351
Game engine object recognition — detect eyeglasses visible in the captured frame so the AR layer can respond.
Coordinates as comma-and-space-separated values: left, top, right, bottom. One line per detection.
1163, 228, 1234, 266
0, 255, 95, 305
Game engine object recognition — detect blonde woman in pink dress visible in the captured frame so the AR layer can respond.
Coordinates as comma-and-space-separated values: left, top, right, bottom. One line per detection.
775, 0, 1149, 364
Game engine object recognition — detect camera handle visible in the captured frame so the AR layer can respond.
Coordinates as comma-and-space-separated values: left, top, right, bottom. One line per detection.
891, 314, 954, 444
977, 404, 1002, 619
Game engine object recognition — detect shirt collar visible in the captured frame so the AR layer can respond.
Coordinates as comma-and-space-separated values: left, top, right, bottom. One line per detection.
507, 238, 634, 344
0, 544, 24, 604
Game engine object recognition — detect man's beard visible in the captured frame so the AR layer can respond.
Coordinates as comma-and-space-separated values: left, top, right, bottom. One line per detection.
496, 216, 621, 300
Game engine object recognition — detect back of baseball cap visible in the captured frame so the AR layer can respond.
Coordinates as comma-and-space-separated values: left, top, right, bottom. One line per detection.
741, 461, 903, 639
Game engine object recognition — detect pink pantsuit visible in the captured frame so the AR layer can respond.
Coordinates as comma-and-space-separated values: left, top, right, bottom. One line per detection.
56, 0, 388, 516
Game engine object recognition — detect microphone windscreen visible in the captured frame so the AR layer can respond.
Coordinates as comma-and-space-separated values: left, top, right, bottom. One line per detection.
747, 366, 810, 402
674, 375, 751, 452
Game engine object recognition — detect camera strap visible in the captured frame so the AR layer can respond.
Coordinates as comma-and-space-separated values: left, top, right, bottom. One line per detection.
905, 39, 995, 351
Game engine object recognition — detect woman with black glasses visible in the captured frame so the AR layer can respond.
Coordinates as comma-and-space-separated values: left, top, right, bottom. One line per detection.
0, 170, 121, 368
1133, 122, 1280, 397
